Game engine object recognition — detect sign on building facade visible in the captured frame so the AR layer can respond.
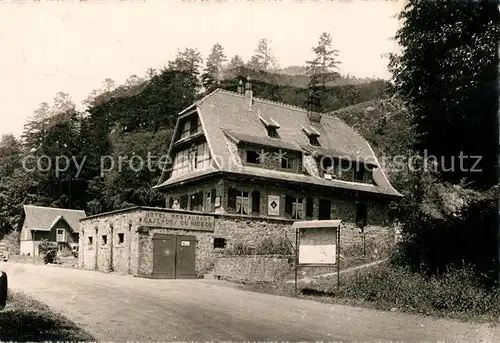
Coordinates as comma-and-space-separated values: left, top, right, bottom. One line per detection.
267, 195, 280, 216
142, 211, 215, 231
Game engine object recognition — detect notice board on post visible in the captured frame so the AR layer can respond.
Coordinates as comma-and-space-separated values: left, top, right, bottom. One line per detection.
292, 220, 342, 265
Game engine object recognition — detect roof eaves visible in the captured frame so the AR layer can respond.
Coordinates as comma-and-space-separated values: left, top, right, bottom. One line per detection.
196, 106, 221, 170
364, 138, 403, 198
178, 88, 224, 116
155, 114, 181, 186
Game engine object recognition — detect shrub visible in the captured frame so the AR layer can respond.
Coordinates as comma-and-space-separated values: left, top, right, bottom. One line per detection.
303, 264, 500, 320
226, 241, 254, 256
254, 236, 293, 255
226, 236, 294, 256
0, 230, 20, 255
38, 240, 58, 264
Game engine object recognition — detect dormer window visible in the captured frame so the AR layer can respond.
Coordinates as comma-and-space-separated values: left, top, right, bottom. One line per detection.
309, 136, 320, 146
302, 125, 321, 146
259, 115, 280, 138
267, 127, 279, 138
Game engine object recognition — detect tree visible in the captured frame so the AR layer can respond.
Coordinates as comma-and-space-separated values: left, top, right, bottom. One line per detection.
227, 55, 245, 70
52, 92, 75, 115
145, 68, 157, 79
248, 38, 277, 71
389, 0, 500, 189
102, 78, 116, 92
388, 0, 500, 281
306, 32, 341, 88
125, 74, 145, 88
168, 48, 203, 76
202, 43, 227, 92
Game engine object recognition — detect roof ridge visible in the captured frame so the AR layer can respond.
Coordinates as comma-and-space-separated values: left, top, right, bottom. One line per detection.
178, 88, 227, 115
23, 204, 86, 213
253, 97, 307, 113
215, 88, 308, 113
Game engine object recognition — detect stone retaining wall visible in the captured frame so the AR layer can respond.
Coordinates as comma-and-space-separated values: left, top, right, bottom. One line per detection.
214, 255, 293, 282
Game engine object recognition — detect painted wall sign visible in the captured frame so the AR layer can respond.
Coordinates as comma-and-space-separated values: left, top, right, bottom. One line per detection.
142, 211, 215, 231
267, 195, 280, 216
181, 241, 190, 246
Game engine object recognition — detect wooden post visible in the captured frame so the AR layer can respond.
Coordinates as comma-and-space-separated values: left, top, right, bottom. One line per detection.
337, 225, 341, 293
295, 227, 298, 296
94, 226, 98, 270
128, 223, 132, 275
109, 224, 114, 272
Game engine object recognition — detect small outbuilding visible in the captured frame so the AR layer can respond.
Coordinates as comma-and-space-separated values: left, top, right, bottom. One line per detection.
19, 205, 86, 257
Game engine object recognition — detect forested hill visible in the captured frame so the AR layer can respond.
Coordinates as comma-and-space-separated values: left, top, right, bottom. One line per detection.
0, 67, 398, 236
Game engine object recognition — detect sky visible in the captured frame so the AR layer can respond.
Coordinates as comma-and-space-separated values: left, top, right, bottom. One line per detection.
0, 0, 404, 138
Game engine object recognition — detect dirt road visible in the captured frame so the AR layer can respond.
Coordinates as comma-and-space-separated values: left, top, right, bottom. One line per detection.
1, 262, 498, 342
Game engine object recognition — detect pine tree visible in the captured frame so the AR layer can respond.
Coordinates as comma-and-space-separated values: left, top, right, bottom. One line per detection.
227, 55, 245, 70
306, 32, 340, 88
248, 38, 277, 71
168, 48, 203, 76
202, 43, 227, 92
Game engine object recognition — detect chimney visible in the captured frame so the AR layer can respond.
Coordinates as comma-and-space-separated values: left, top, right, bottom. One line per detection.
237, 79, 244, 94
245, 76, 253, 109
307, 89, 322, 123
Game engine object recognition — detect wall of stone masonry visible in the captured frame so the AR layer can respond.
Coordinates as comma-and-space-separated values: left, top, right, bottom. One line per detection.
78, 207, 395, 278
163, 176, 393, 228
214, 255, 293, 283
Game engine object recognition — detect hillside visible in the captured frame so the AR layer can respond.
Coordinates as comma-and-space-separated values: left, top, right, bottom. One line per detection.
224, 66, 386, 89
327, 97, 411, 160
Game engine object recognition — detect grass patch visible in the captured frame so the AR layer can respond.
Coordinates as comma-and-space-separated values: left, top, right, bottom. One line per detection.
238, 264, 500, 323
0, 290, 95, 341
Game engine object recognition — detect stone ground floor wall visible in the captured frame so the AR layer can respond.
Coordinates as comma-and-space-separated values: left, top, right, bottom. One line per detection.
78, 207, 396, 278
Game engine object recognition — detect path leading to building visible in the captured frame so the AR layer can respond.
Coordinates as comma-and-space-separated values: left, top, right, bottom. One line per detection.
1, 262, 497, 342
285, 259, 388, 284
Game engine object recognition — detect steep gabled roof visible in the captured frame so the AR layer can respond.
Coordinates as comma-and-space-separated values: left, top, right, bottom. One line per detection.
156, 89, 402, 197
22, 205, 86, 232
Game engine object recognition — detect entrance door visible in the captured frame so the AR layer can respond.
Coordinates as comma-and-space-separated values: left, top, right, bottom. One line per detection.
152, 234, 196, 279
152, 234, 176, 279
175, 235, 197, 279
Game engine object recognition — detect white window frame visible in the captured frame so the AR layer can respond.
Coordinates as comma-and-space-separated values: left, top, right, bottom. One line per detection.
236, 191, 250, 215
56, 228, 66, 242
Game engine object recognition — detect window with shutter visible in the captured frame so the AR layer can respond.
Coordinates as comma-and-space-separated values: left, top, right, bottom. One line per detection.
252, 191, 260, 214
306, 197, 314, 218
285, 195, 293, 217
211, 188, 216, 211
180, 195, 188, 209
227, 188, 237, 211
